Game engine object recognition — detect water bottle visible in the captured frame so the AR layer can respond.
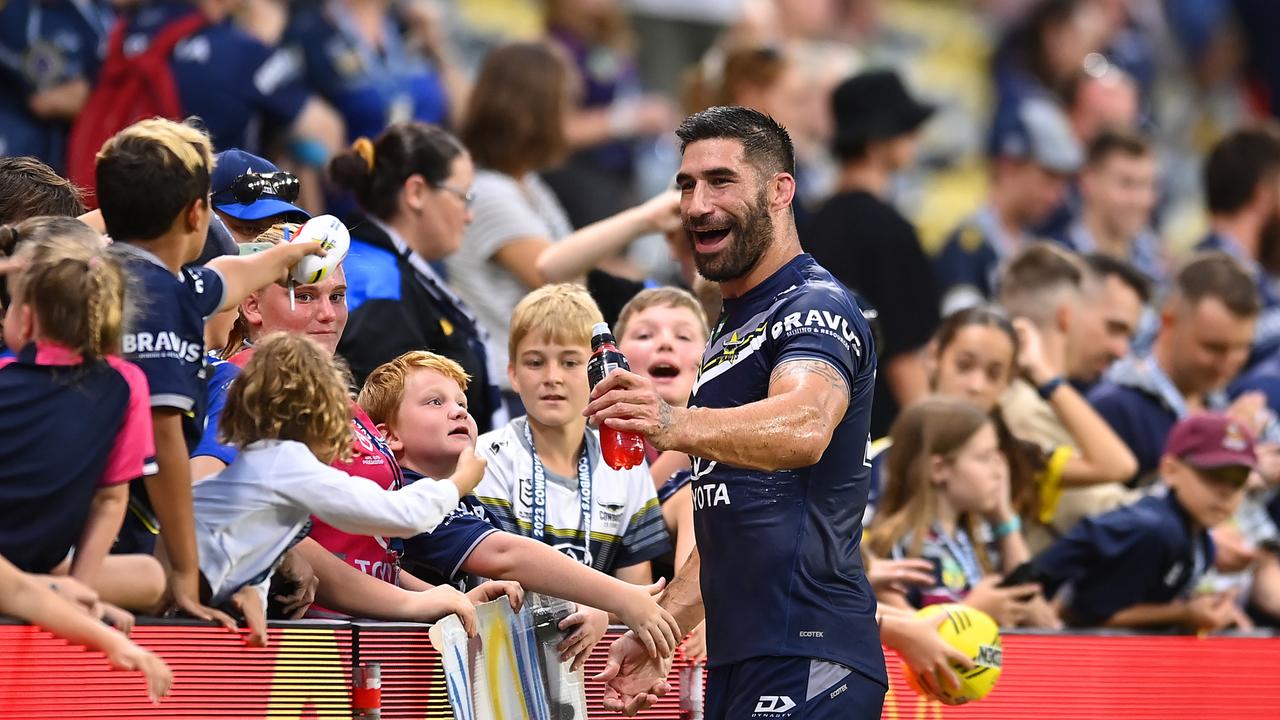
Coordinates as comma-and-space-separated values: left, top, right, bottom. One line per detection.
586, 322, 646, 470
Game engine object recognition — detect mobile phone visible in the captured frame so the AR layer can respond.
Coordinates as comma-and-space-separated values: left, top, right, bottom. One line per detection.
998, 561, 1046, 589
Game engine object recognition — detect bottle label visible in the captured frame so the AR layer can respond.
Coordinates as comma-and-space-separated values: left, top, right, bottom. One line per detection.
588, 348, 630, 389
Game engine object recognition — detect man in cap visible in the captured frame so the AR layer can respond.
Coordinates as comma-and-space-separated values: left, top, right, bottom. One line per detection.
806, 68, 938, 437
1031, 412, 1255, 632
934, 96, 1082, 316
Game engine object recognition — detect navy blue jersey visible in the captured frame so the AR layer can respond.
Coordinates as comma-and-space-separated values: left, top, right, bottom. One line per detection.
688, 254, 884, 684
191, 355, 239, 466
124, 1, 310, 151
0, 343, 154, 573
1087, 379, 1176, 486
399, 468, 499, 590
1034, 491, 1213, 627
115, 243, 225, 449
284, 4, 448, 142
0, 0, 111, 170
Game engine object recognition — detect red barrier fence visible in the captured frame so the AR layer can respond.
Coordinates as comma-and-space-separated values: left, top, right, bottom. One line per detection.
2, 622, 1279, 719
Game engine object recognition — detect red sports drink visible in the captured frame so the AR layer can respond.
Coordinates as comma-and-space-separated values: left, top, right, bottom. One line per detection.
587, 322, 646, 470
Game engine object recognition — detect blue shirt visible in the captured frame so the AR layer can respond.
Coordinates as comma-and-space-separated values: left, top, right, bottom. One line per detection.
285, 2, 448, 142
1087, 358, 1178, 486
0, 0, 111, 170
399, 468, 499, 590
191, 354, 239, 465
688, 254, 884, 683
115, 243, 225, 450
124, 1, 310, 152
933, 206, 1017, 315
1034, 491, 1212, 627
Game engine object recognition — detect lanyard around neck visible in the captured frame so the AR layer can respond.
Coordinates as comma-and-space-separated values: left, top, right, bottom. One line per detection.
523, 421, 593, 566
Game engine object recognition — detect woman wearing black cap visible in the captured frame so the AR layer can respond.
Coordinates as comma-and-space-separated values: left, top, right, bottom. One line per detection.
806, 69, 941, 439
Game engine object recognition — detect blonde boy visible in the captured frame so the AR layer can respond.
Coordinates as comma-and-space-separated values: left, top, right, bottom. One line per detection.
473, 284, 671, 585
359, 349, 680, 666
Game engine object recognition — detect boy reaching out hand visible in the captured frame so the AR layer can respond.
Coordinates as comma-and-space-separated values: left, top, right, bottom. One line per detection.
359, 350, 680, 667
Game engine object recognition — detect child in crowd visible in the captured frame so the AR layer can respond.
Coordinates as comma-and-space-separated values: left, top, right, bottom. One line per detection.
614, 287, 709, 661
358, 350, 681, 666
94, 119, 325, 627
0, 217, 164, 625
188, 333, 483, 645
0, 554, 172, 702
615, 287, 708, 574
1033, 413, 1253, 632
474, 284, 672, 584
868, 398, 1057, 628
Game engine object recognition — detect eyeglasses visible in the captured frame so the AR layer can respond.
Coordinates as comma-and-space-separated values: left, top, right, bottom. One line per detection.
435, 183, 475, 208
215, 171, 300, 205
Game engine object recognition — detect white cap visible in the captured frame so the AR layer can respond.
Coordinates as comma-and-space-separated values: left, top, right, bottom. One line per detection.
592, 322, 612, 336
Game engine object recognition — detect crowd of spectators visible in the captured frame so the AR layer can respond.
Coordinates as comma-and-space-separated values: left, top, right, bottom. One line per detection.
6, 0, 1280, 699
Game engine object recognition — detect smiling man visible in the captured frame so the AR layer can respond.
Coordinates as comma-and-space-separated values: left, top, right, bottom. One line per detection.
586, 107, 888, 718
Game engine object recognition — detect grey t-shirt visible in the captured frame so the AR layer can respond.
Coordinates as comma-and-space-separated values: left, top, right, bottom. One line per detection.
445, 170, 573, 387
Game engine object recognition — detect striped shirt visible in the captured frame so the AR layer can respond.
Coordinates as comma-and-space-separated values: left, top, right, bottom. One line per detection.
473, 416, 671, 574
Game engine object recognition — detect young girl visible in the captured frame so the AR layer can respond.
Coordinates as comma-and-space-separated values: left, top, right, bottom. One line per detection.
0, 217, 164, 626
868, 398, 1053, 627
190, 332, 485, 644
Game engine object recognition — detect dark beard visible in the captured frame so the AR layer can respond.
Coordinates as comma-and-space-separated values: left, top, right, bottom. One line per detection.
689, 189, 773, 282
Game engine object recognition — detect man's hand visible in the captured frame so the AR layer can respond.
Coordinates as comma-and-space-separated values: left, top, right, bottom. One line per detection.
584, 370, 680, 450
884, 611, 975, 705
1185, 591, 1240, 632
466, 580, 524, 612
592, 631, 673, 716
963, 576, 1040, 627
557, 605, 609, 671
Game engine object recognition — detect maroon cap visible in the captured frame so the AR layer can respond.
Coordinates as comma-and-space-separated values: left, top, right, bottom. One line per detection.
1164, 413, 1257, 470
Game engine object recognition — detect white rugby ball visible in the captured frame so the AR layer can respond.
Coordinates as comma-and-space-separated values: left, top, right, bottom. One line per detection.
288, 214, 350, 285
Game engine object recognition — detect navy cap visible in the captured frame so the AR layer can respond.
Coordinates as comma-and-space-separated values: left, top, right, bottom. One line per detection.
211, 149, 310, 222
991, 97, 1082, 174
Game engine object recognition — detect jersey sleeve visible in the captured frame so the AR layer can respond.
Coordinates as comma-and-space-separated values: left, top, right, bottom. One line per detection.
192, 361, 239, 464
612, 469, 672, 568
402, 499, 499, 584
768, 285, 870, 393
182, 265, 227, 321
101, 358, 158, 485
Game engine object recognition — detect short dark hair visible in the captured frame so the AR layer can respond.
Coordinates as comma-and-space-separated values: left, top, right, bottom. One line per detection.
329, 122, 465, 220
1086, 252, 1152, 304
998, 242, 1088, 324
1174, 251, 1261, 318
1086, 128, 1152, 167
676, 106, 796, 177
0, 156, 86, 225
1204, 125, 1280, 215
95, 118, 213, 243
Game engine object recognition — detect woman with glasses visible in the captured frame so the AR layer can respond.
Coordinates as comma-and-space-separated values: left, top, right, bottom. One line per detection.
328, 121, 507, 435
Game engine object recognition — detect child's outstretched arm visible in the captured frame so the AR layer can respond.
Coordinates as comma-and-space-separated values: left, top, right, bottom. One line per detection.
70, 484, 128, 587
0, 555, 173, 702
289, 447, 486, 538
206, 241, 324, 312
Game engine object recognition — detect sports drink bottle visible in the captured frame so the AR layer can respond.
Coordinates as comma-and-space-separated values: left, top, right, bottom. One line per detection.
587, 322, 646, 470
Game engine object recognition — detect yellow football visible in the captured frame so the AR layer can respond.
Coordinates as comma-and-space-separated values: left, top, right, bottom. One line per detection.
903, 603, 1003, 704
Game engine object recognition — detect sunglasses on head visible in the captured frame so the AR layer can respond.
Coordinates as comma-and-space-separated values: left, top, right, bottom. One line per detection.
215, 171, 300, 205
